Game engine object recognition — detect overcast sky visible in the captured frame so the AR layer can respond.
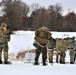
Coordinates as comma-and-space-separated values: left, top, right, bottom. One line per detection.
22, 0, 76, 15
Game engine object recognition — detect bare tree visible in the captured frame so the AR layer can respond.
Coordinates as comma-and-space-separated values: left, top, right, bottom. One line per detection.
31, 7, 49, 29
1, 0, 29, 30
47, 3, 63, 31
63, 12, 76, 31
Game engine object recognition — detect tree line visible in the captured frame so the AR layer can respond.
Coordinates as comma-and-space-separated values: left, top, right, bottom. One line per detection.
0, 0, 76, 32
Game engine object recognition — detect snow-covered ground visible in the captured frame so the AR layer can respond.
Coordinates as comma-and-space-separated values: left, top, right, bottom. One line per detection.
0, 30, 76, 75
8, 31, 35, 53
0, 61, 76, 75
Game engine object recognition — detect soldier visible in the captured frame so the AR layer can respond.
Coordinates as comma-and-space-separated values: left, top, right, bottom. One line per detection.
56, 38, 68, 64
34, 26, 51, 66
47, 37, 56, 63
67, 37, 76, 64
0, 23, 11, 64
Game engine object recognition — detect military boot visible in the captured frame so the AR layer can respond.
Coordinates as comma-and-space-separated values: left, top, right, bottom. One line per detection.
56, 60, 58, 63
4, 60, 12, 64
43, 62, 47, 66
60, 61, 65, 64
33, 62, 39, 65
49, 60, 53, 63
70, 62, 74, 64
0, 60, 3, 64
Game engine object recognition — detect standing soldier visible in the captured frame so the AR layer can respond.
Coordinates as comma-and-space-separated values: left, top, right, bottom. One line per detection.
56, 38, 68, 64
67, 37, 76, 64
34, 26, 51, 66
0, 23, 11, 64
47, 37, 56, 63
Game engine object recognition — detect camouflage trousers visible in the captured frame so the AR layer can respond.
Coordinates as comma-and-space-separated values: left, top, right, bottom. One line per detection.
69, 50, 76, 63
47, 49, 54, 63
56, 51, 66, 63
34, 45, 47, 63
0, 45, 8, 61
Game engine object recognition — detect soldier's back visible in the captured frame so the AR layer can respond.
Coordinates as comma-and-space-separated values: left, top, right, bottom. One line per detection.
56, 39, 68, 52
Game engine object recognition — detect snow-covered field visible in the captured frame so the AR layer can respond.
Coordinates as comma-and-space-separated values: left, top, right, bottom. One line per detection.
0, 30, 76, 75
0, 61, 76, 75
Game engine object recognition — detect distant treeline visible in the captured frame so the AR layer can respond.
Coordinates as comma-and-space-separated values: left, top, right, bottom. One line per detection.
0, 0, 76, 32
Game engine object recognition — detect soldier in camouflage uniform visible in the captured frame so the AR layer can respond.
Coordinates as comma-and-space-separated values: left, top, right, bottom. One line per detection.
67, 37, 76, 64
56, 38, 68, 64
34, 26, 51, 66
0, 23, 11, 64
47, 37, 56, 63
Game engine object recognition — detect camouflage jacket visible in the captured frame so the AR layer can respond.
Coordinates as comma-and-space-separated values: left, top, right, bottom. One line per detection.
47, 37, 56, 49
68, 40, 76, 51
56, 39, 68, 52
0, 27, 10, 43
34, 27, 51, 44
73, 41, 76, 50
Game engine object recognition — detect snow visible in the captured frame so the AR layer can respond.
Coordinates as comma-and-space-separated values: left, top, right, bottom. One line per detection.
0, 30, 76, 75
8, 30, 35, 53
0, 61, 76, 75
